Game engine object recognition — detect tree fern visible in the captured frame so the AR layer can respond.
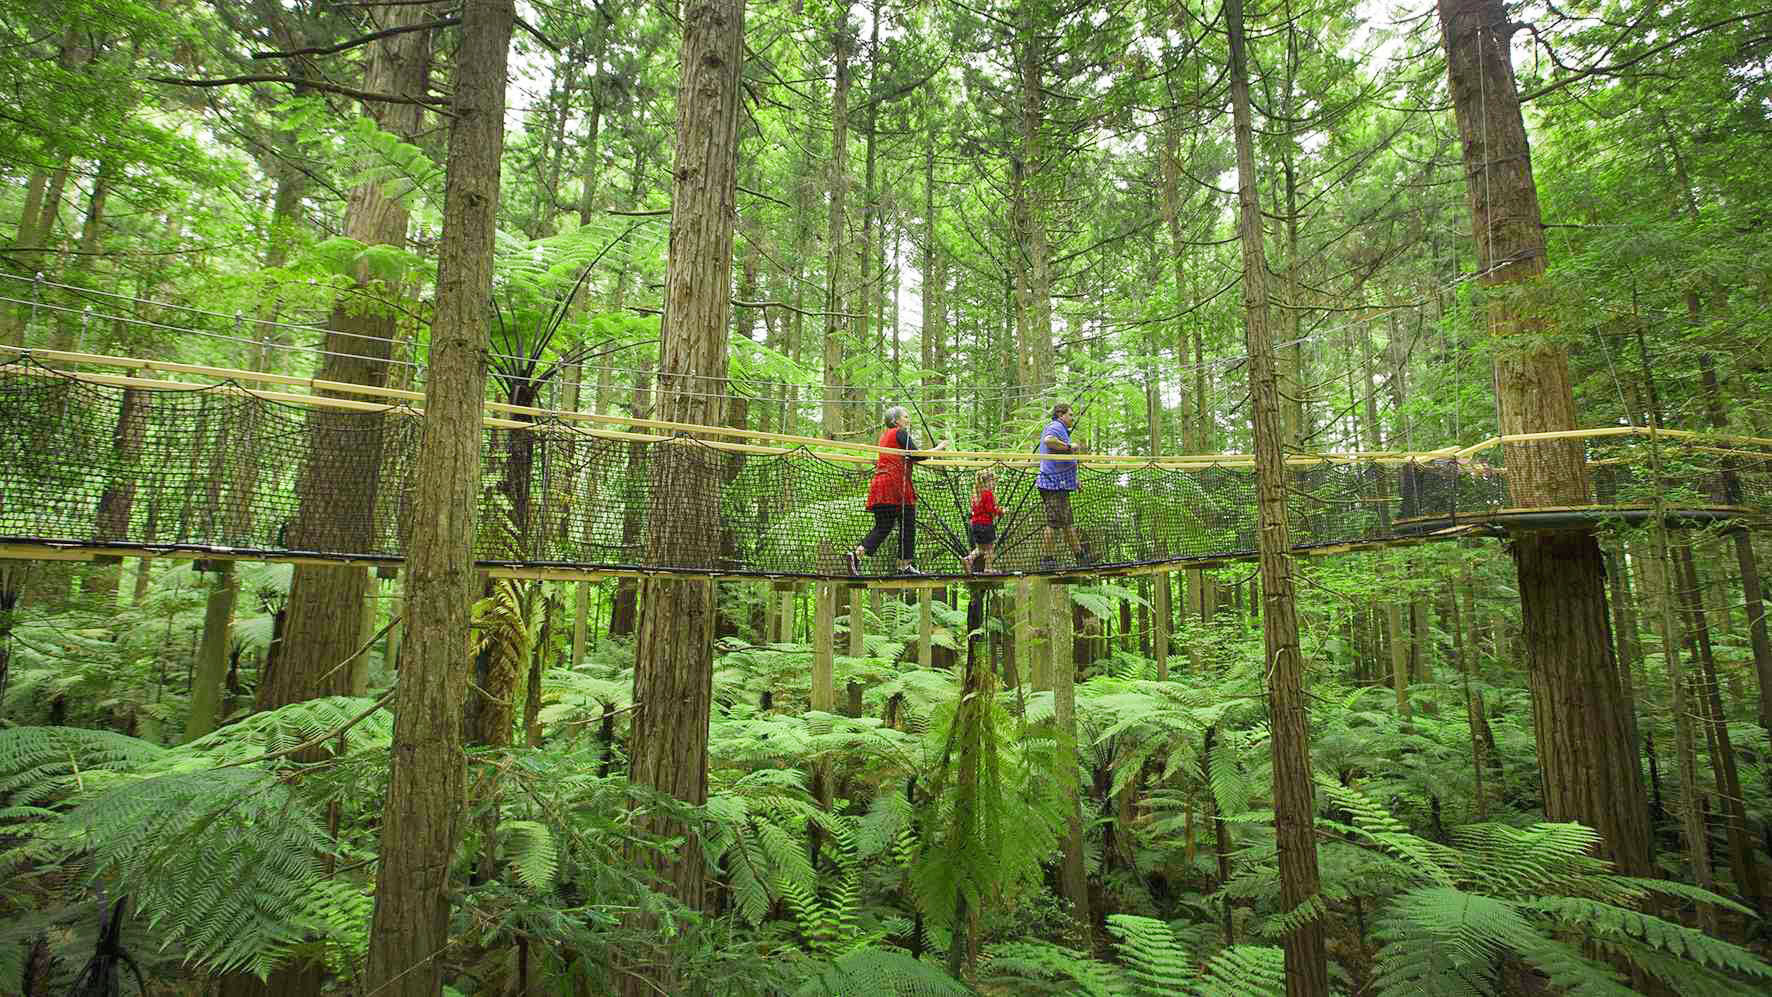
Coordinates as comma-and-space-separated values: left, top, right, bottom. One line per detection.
180, 695, 394, 766
63, 767, 338, 976
501, 819, 561, 893
792, 947, 973, 996
1375, 886, 1637, 997
1103, 914, 1191, 996
978, 940, 1124, 996
1194, 944, 1286, 997
0, 727, 171, 804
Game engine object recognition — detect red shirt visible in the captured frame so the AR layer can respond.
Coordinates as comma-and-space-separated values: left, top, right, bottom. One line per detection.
866, 426, 917, 508
970, 488, 999, 525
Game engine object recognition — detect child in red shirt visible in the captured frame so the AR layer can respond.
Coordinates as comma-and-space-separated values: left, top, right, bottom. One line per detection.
962, 469, 999, 574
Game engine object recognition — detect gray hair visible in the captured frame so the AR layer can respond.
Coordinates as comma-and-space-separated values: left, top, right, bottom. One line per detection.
883, 405, 909, 427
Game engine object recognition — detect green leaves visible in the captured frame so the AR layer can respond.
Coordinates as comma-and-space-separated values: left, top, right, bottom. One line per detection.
1104, 914, 1193, 996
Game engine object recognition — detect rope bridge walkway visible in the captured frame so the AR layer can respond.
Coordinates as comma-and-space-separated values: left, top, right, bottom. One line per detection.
1, 349, 1768, 584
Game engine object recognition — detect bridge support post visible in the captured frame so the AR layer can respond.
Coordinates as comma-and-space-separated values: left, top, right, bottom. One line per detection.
1154, 570, 1172, 682
1049, 576, 1090, 941
1029, 578, 1052, 692
812, 582, 835, 712
918, 588, 933, 668
846, 585, 866, 714
778, 584, 796, 643
1153, 540, 1172, 681
571, 580, 589, 669
1007, 578, 1029, 690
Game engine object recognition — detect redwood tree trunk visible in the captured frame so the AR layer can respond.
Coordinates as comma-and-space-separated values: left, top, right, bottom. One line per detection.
274, 2, 433, 711
84, 386, 147, 601
619, 2, 745, 993
1436, 0, 1651, 877
364, 2, 514, 994
1227, 1, 1328, 991
822, 8, 850, 438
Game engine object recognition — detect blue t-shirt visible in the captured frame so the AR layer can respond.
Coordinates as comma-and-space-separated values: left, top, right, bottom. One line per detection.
1036, 419, 1078, 491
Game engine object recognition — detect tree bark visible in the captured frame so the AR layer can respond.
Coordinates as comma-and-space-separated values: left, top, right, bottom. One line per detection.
275, 2, 434, 713
1016, 12, 1055, 397
1436, 0, 1651, 877
1675, 544, 1763, 913
363, 2, 513, 994
83, 386, 146, 603
619, 2, 744, 991
184, 564, 240, 742
822, 8, 851, 438
1698, 355, 1772, 744
1160, 127, 1196, 451
1227, 1, 1328, 990
1050, 582, 1091, 945
922, 109, 945, 418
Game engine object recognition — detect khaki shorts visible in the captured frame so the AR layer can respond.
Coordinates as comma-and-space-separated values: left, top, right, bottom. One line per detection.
1040, 488, 1074, 528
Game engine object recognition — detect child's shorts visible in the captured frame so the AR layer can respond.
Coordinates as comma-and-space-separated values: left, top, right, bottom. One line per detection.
970, 522, 997, 545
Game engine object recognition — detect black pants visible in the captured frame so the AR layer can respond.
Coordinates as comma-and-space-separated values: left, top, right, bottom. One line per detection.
860, 504, 916, 561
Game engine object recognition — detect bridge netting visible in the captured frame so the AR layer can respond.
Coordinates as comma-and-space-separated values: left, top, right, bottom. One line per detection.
1, 353, 1768, 580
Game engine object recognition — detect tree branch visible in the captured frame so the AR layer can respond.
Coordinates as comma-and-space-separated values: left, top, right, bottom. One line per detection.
250, 17, 460, 60
149, 74, 453, 110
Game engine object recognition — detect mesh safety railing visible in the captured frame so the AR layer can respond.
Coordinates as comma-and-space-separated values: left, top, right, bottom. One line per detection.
2, 354, 1769, 579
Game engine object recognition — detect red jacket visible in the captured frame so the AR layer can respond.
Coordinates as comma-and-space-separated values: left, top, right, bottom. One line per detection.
970, 488, 999, 525
866, 426, 917, 508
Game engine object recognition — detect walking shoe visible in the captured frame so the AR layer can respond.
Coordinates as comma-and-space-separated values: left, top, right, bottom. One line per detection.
1039, 556, 1058, 572
962, 552, 976, 574
847, 549, 862, 575
900, 565, 925, 576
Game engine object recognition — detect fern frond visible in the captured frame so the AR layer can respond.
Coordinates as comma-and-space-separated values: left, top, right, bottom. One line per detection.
501, 820, 560, 893
1104, 914, 1190, 996
792, 948, 972, 996
0, 727, 171, 804
979, 940, 1124, 997
1525, 896, 1772, 981
1374, 887, 1633, 997
1194, 945, 1285, 997
59, 767, 339, 975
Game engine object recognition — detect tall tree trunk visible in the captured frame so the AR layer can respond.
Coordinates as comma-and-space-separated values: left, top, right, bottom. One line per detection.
188, 154, 308, 742
1435, 0, 1651, 877
0, 28, 88, 344
1016, 14, 1055, 397
1698, 355, 1772, 746
1160, 126, 1196, 451
921, 114, 945, 418
1, 167, 51, 346
364, 2, 513, 994
83, 386, 146, 603
1227, 1, 1327, 990
272, 3, 433, 713
822, 8, 851, 439
619, 2, 744, 992
1675, 544, 1764, 913
609, 374, 653, 638
1051, 583, 1091, 944
857, 0, 882, 401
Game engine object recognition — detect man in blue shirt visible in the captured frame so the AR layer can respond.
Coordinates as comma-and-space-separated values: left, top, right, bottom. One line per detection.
1036, 402, 1092, 569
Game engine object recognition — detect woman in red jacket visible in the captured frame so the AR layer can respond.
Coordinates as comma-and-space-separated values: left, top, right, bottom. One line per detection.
847, 406, 948, 575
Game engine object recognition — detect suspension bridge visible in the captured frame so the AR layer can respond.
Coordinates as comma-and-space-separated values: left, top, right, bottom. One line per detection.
2, 347, 1766, 586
